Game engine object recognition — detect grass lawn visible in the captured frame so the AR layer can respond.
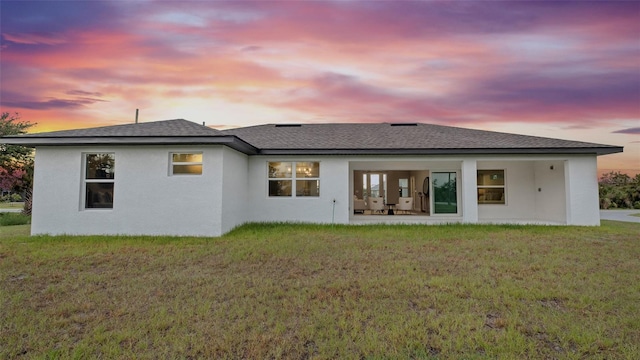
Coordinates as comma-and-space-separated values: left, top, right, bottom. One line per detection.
1, 222, 639, 359
0, 213, 30, 226
0, 202, 24, 209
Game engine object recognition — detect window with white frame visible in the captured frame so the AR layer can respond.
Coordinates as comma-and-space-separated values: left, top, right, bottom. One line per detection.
170, 153, 202, 175
84, 153, 115, 209
399, 178, 409, 197
477, 170, 505, 204
268, 161, 320, 197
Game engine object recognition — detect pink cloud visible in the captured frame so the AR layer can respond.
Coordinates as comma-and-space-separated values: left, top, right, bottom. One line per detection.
0, 1, 637, 159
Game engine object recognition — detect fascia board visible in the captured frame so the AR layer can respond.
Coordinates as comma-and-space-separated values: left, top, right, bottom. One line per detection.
257, 147, 623, 156
1, 136, 259, 155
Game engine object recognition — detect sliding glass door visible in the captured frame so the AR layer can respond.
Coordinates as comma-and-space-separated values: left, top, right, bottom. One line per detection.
432, 172, 457, 214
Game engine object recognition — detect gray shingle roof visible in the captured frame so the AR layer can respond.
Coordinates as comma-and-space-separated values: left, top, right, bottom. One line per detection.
19, 119, 221, 137
2, 120, 623, 156
221, 123, 622, 155
2, 119, 258, 154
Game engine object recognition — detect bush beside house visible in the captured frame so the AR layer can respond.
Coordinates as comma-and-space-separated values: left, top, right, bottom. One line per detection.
1, 193, 22, 203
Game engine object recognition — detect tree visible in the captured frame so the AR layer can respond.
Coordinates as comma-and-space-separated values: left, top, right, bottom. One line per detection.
599, 171, 640, 209
0, 112, 36, 214
599, 171, 631, 187
0, 168, 26, 191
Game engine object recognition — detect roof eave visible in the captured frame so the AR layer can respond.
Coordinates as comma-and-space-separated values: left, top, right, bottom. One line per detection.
2, 135, 622, 157
257, 147, 624, 156
1, 136, 259, 155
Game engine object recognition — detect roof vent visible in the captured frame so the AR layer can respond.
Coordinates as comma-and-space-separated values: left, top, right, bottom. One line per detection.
275, 124, 302, 128
390, 123, 418, 126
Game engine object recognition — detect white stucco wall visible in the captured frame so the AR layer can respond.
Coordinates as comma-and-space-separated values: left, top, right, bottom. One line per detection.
246, 156, 350, 225
31, 145, 225, 236
220, 147, 249, 234
564, 156, 600, 225
534, 160, 567, 223
476, 156, 598, 225
30, 148, 602, 237
477, 160, 537, 222
461, 159, 478, 223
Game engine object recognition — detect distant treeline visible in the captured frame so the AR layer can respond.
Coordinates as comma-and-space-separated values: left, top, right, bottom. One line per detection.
599, 171, 640, 209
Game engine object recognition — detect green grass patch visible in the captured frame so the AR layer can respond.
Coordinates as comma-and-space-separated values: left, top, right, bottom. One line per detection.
1, 222, 639, 358
0, 212, 30, 226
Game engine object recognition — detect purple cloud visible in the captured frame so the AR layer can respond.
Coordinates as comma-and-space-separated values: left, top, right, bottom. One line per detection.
613, 128, 640, 135
1, 89, 107, 110
3, 98, 104, 110
66, 90, 103, 97
452, 69, 640, 122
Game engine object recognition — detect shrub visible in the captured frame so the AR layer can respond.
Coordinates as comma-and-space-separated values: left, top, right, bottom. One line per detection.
1, 193, 23, 203
0, 213, 30, 226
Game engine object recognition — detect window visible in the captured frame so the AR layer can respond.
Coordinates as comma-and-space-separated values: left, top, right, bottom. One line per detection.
171, 153, 202, 175
84, 153, 115, 209
362, 173, 387, 202
399, 178, 409, 197
477, 170, 505, 204
268, 162, 292, 196
268, 161, 319, 197
295, 162, 320, 196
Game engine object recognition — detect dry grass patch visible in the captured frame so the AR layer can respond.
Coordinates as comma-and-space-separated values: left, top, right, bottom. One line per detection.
1, 222, 639, 359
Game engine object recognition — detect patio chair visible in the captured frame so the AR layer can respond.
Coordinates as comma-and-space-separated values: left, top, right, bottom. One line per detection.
369, 197, 385, 214
396, 197, 414, 214
353, 196, 367, 214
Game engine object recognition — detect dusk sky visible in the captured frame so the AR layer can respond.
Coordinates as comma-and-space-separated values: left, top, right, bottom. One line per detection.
1, 1, 638, 175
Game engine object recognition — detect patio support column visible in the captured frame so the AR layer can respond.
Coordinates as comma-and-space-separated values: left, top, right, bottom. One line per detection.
564, 156, 600, 225
461, 159, 478, 223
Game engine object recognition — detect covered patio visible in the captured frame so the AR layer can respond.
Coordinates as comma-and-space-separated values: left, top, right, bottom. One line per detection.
349, 157, 575, 225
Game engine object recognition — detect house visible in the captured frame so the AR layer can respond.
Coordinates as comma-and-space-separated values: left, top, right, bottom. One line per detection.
1, 119, 623, 236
